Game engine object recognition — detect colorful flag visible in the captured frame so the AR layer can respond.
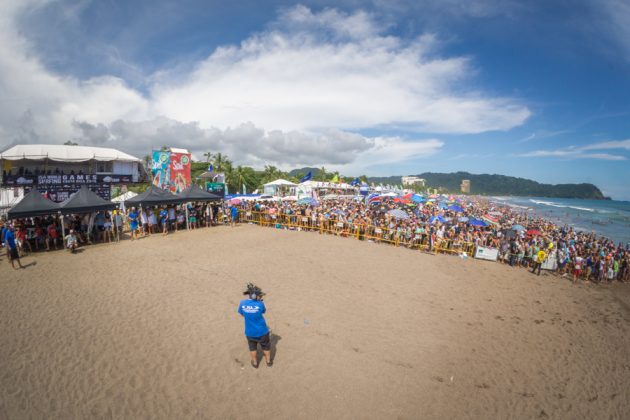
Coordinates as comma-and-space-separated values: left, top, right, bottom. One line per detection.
331, 174, 339, 183
350, 178, 360, 186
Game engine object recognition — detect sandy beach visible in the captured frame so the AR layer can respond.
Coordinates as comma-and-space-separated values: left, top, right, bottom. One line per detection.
1, 224, 629, 419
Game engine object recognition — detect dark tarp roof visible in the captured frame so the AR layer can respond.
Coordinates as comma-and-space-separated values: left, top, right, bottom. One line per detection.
7, 190, 60, 219
176, 184, 222, 202
124, 185, 185, 207
58, 186, 117, 214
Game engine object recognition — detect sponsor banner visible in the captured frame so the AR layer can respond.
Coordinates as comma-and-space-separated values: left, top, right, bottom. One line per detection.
2, 173, 132, 187
151, 150, 170, 189
205, 182, 225, 198
169, 151, 191, 193
25, 184, 112, 203
474, 246, 499, 261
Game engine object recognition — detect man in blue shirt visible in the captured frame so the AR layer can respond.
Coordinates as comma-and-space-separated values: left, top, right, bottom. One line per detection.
159, 207, 169, 235
230, 205, 239, 227
5, 225, 23, 269
128, 207, 139, 240
238, 283, 272, 368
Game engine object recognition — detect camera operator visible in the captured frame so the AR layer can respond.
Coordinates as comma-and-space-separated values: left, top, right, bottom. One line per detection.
237, 284, 272, 368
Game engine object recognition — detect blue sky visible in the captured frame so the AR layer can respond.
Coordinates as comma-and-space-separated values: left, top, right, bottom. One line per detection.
1, 0, 629, 198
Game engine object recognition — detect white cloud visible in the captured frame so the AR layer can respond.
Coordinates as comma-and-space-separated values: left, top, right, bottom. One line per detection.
579, 139, 630, 151
151, 6, 530, 134
72, 117, 443, 170
519, 138, 630, 161
0, 3, 524, 171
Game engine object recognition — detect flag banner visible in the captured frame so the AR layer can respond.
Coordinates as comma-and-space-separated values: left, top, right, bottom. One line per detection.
299, 171, 312, 183
169, 151, 191, 193
152, 150, 170, 189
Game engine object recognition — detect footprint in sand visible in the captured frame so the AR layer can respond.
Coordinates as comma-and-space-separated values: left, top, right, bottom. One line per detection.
233, 358, 244, 367
475, 383, 490, 389
534, 320, 545, 324
495, 315, 504, 321
432, 376, 444, 383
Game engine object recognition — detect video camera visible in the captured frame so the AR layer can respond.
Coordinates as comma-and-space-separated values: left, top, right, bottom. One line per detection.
243, 283, 265, 301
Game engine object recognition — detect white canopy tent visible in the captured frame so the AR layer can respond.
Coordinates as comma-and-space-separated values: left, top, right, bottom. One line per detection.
263, 179, 297, 197
111, 191, 138, 202
296, 180, 357, 199
0, 144, 141, 162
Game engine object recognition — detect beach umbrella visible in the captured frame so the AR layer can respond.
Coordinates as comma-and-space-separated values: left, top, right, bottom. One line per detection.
448, 205, 464, 213
411, 194, 425, 203
429, 215, 446, 224
468, 218, 488, 227
482, 214, 499, 225
458, 216, 469, 222
387, 209, 410, 220
511, 224, 525, 231
488, 211, 502, 216
526, 229, 541, 236
297, 197, 318, 206
438, 202, 448, 209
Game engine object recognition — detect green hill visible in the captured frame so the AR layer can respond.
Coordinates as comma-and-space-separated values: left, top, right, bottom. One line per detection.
367, 171, 608, 199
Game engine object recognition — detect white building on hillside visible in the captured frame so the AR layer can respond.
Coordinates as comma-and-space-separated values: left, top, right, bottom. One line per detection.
402, 176, 425, 187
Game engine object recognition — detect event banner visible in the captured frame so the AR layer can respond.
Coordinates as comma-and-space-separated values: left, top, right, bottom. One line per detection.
151, 150, 170, 190
205, 182, 225, 198
25, 184, 112, 203
541, 253, 558, 271
2, 173, 132, 187
169, 151, 191, 193
474, 246, 499, 261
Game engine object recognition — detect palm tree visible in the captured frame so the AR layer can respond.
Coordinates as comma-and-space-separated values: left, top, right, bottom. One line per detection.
203, 151, 213, 163
318, 166, 327, 181
212, 153, 229, 173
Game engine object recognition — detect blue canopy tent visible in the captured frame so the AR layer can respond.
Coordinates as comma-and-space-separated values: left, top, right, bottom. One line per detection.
468, 218, 488, 227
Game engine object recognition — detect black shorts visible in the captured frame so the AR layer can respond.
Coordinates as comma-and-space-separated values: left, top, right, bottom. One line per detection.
9, 247, 19, 260
246, 333, 270, 351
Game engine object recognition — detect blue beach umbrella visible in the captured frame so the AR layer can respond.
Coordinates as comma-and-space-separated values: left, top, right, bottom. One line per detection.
429, 215, 446, 224
448, 205, 464, 213
457, 216, 469, 222
411, 194, 425, 203
511, 224, 525, 231
468, 218, 488, 227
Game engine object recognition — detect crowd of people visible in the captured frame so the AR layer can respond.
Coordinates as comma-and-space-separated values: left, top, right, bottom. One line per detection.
234, 195, 630, 283
1, 193, 629, 283
0, 202, 225, 268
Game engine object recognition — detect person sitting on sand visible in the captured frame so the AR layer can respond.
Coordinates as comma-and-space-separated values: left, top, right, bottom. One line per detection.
64, 229, 78, 253
238, 283, 272, 368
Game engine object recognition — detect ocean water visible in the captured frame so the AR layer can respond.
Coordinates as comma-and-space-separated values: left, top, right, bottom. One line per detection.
490, 196, 630, 245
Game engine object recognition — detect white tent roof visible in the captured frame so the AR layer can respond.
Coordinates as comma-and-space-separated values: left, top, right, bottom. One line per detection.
300, 180, 355, 189
263, 179, 297, 187
111, 191, 138, 202
0, 144, 142, 162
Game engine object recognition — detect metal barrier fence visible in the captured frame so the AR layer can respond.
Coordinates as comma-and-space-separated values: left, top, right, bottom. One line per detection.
238, 210, 475, 256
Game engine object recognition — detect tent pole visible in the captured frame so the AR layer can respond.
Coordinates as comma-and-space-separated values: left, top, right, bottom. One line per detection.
60, 212, 65, 242
185, 203, 190, 230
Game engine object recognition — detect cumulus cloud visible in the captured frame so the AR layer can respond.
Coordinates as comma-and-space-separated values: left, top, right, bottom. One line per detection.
72, 117, 443, 170
0, 2, 526, 171
151, 5, 530, 134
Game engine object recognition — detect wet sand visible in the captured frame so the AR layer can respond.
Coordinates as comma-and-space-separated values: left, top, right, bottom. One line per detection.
1, 225, 629, 419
